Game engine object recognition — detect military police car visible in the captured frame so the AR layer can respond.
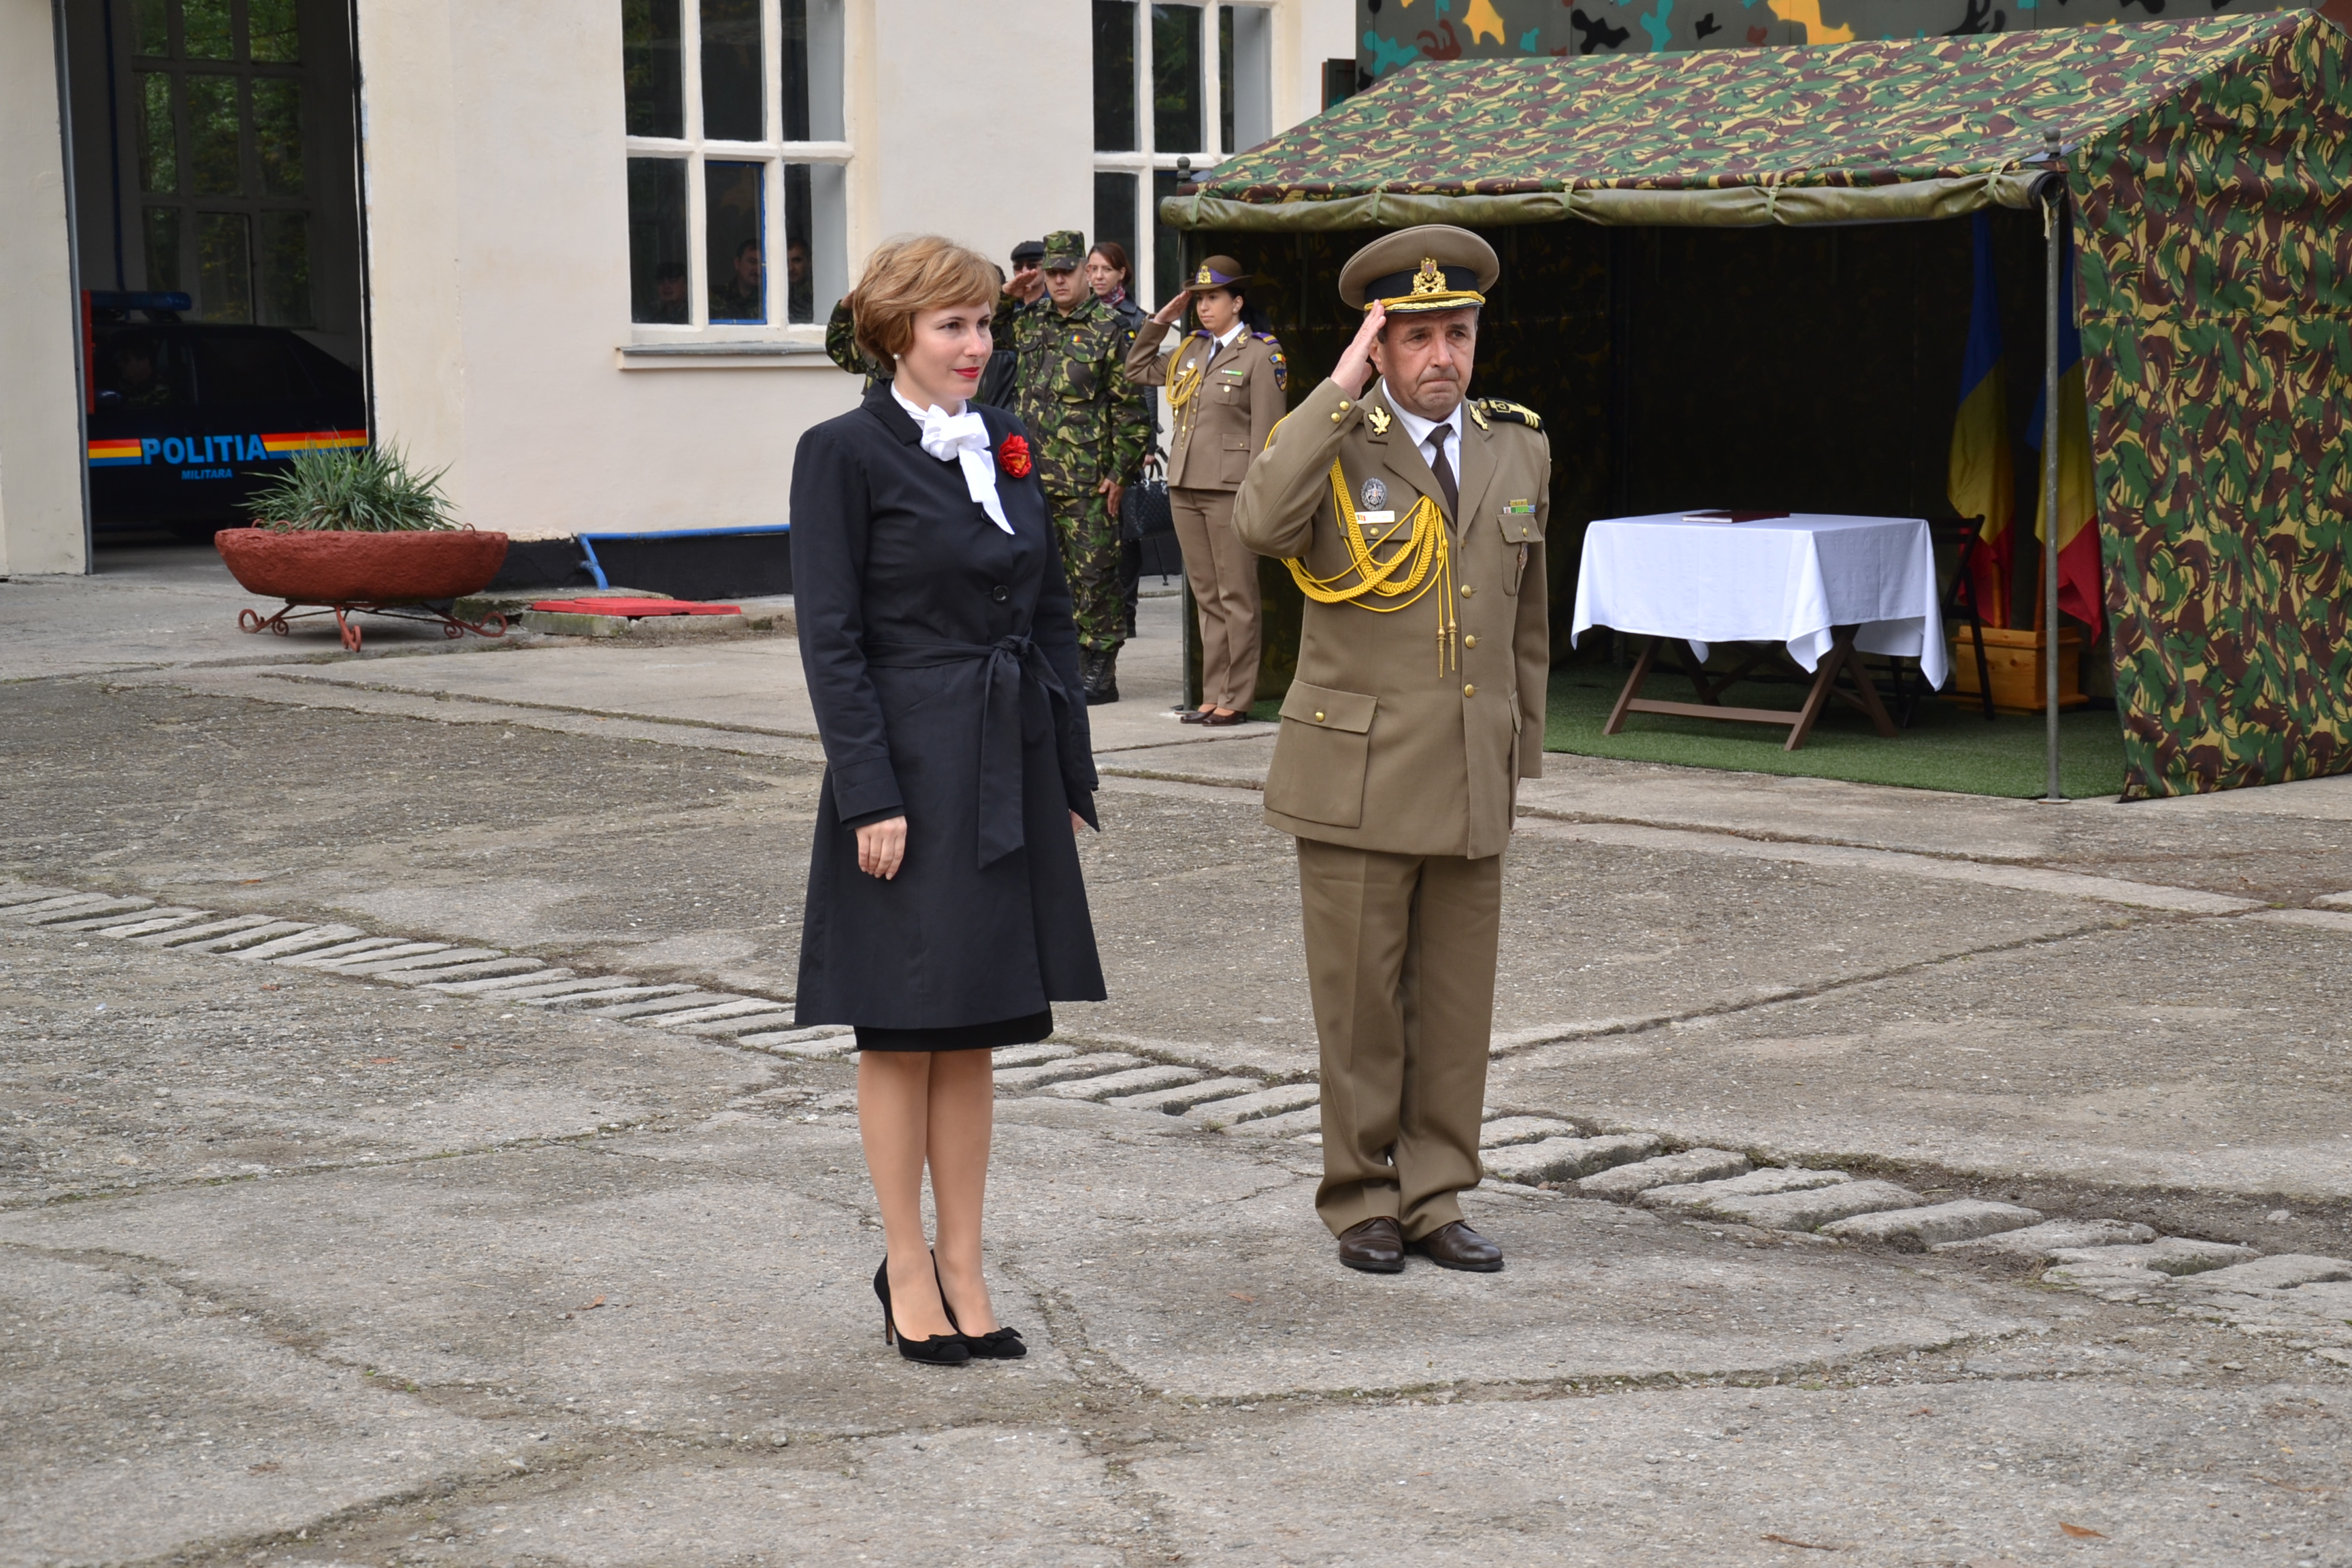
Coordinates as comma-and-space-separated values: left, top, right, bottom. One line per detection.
84, 292, 367, 535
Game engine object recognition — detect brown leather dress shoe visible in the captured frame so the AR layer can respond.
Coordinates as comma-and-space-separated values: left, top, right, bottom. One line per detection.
1409, 1220, 1503, 1272
1198, 707, 1251, 726
1336, 1216, 1405, 1274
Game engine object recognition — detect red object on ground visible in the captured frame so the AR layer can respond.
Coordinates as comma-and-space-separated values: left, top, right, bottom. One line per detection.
217, 527, 510, 604
528, 598, 743, 617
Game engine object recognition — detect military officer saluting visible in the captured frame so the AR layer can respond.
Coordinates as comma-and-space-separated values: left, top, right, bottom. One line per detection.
1124, 257, 1288, 724
1232, 225, 1550, 1276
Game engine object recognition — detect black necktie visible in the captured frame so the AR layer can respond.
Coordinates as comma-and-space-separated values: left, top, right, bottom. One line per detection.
1426, 431, 1458, 518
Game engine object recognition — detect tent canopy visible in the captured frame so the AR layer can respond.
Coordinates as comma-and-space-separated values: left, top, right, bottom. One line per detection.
1167, 14, 2298, 232
1166, 9, 2352, 800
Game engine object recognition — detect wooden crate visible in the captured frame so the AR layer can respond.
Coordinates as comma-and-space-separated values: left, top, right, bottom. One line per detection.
1948, 623, 2088, 714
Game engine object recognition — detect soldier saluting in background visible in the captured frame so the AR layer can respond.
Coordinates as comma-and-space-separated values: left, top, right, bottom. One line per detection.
1232, 224, 1550, 1277
996, 229, 1154, 704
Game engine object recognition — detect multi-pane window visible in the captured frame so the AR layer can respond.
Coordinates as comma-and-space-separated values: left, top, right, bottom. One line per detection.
1092, 1, 1272, 304
129, 0, 314, 327
622, 0, 849, 331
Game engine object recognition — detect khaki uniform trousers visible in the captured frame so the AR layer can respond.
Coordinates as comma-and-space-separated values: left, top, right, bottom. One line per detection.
1170, 485, 1262, 713
1296, 837, 1503, 1241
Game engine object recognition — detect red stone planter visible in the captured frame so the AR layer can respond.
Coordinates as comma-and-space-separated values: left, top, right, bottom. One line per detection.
215, 527, 511, 652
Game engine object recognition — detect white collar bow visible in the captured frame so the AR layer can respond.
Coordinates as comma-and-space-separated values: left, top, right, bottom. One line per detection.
900, 393, 1012, 534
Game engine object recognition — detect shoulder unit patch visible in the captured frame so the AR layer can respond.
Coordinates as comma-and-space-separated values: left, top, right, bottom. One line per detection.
1255, 331, 1288, 391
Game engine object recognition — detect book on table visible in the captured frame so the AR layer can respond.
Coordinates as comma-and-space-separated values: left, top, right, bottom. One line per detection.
1681, 510, 1792, 525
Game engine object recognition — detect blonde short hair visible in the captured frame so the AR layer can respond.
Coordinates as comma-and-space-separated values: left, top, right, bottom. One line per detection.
849, 235, 999, 366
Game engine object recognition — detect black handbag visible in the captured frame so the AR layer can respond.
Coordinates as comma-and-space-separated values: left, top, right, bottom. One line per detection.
1121, 450, 1173, 542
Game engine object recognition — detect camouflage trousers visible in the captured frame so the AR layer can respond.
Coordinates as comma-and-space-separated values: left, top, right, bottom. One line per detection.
1045, 488, 1127, 655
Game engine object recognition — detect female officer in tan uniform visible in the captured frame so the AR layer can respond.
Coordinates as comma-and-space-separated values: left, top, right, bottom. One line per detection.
1124, 258, 1287, 725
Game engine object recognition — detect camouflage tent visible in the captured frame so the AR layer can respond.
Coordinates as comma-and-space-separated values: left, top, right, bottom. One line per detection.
1169, 10, 2352, 799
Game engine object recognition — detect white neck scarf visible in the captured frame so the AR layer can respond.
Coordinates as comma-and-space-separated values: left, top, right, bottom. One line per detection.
897, 387, 1011, 534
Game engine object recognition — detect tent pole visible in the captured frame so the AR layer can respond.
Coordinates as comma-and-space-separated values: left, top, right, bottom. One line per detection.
2040, 137, 2065, 804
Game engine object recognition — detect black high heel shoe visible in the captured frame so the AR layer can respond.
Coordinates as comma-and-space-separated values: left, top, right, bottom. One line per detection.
934, 1254, 1026, 1360
873, 1260, 969, 1366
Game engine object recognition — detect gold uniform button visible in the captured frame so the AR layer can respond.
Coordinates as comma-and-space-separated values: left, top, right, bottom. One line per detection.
1462, 633, 1478, 649
1463, 683, 1477, 698
1337, 400, 1351, 410
1331, 412, 1343, 422
1459, 583, 1475, 597
1313, 710, 1326, 722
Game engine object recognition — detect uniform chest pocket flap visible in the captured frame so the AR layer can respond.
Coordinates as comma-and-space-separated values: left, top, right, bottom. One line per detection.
1494, 504, 1542, 544
1267, 681, 1377, 830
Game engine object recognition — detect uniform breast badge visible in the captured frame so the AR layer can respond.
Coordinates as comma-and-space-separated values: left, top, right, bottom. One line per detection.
1360, 476, 1387, 511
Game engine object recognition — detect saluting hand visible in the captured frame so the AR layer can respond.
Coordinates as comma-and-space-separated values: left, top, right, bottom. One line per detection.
1330, 300, 1386, 397
1151, 294, 1190, 326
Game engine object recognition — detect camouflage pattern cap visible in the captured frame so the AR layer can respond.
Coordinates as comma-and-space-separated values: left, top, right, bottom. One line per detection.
1041, 229, 1088, 270
1338, 224, 1499, 314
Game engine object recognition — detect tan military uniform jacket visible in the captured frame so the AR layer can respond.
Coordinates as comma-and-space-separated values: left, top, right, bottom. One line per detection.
1232, 376, 1550, 860
1124, 321, 1286, 491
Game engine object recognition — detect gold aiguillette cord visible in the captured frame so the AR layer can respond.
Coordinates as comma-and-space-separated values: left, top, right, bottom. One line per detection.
1283, 461, 1457, 676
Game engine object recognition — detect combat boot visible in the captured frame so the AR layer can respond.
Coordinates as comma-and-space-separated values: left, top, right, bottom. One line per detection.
1081, 649, 1120, 706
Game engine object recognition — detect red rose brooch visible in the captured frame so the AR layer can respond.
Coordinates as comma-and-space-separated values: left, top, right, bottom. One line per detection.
997, 434, 1032, 479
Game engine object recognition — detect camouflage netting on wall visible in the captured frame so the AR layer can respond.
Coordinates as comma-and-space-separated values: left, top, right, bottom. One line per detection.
1171, 13, 2352, 798
2076, 15, 2352, 798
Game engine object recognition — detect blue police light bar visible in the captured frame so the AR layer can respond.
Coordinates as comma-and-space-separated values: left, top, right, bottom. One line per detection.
88, 291, 193, 311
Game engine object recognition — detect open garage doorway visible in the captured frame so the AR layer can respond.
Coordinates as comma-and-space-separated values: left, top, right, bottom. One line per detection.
61, 0, 367, 545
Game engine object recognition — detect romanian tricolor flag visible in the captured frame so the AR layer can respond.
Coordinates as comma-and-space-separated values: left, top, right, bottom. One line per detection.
86, 437, 146, 468
1946, 213, 2014, 629
261, 429, 368, 456
2025, 246, 2103, 639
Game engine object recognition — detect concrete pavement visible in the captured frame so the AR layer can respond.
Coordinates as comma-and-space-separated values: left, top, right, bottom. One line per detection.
3, 544, 2351, 1565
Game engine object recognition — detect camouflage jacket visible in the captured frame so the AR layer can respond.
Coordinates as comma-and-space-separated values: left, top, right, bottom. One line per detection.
825, 299, 888, 389
993, 291, 1153, 495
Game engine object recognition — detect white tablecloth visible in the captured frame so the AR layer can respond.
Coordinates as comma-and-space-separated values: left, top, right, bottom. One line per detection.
1570, 513, 1948, 689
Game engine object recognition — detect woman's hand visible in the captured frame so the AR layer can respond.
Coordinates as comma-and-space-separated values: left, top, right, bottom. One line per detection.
1152, 293, 1190, 326
1330, 299, 1386, 397
855, 816, 908, 879
1071, 810, 1086, 834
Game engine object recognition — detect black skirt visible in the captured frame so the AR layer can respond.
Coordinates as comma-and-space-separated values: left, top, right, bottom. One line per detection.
853, 1009, 1054, 1054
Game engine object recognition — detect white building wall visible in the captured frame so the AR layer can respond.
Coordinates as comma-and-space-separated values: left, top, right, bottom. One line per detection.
357, 0, 1351, 542
0, 0, 90, 576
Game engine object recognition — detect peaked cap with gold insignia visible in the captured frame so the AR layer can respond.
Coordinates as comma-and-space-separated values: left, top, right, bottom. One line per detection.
1336, 224, 1499, 316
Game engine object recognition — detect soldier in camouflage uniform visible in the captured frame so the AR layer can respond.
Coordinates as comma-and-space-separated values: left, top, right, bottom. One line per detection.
993, 229, 1154, 703
825, 297, 888, 391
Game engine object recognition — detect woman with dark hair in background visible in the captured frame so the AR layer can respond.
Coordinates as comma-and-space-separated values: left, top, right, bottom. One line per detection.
1086, 242, 1146, 338
1124, 257, 1287, 725
792, 235, 1105, 1367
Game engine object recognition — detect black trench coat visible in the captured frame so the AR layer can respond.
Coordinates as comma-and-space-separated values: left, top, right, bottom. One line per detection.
790, 386, 1105, 1030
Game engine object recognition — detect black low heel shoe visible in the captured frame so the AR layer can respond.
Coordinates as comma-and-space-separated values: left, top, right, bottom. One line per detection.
873, 1261, 969, 1366
934, 1254, 1027, 1360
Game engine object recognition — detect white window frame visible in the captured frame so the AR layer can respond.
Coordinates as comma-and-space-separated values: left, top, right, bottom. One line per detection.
623, 0, 851, 345
1093, 1, 1274, 306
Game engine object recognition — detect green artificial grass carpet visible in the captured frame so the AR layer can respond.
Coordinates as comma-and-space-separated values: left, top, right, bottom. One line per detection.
1541, 663, 2125, 798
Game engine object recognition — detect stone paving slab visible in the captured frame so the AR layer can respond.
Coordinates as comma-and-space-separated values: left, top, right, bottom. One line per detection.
176, 919, 316, 953
1642, 1167, 1850, 1209
1483, 1133, 1661, 1185
1818, 1199, 2042, 1250
1041, 1064, 1200, 1100
1693, 1179, 1925, 1232
380, 956, 547, 985
1578, 1147, 1752, 1198
289, 939, 451, 968
337, 945, 504, 975
1105, 1077, 1261, 1113
993, 1054, 1147, 1092
428, 966, 578, 994
679, 1010, 802, 1038
1477, 1115, 1580, 1147
135, 914, 278, 947
1183, 1083, 1323, 1130
1226, 1105, 1324, 1139
2184, 1254, 2352, 1292
994, 1043, 1076, 1068
1932, 1218, 2157, 1260
56, 904, 203, 933
232, 923, 367, 960
2049, 1239, 2260, 1279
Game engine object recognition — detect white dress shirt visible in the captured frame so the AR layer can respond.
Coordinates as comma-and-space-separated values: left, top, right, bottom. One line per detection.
1379, 381, 1464, 498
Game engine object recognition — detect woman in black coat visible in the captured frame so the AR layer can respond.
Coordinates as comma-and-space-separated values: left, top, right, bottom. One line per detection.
791, 236, 1105, 1367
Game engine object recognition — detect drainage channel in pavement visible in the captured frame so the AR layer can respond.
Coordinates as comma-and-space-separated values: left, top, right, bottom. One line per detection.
8, 879, 2351, 1365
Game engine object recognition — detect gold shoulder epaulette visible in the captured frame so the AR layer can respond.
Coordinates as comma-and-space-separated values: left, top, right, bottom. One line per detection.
1477, 398, 1544, 431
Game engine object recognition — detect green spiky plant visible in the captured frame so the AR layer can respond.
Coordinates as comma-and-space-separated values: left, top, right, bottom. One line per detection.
246, 444, 467, 532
